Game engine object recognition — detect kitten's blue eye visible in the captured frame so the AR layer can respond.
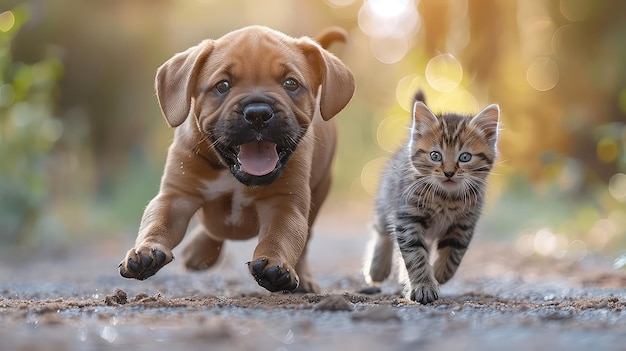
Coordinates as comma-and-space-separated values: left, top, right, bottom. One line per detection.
430, 151, 442, 162
459, 152, 472, 162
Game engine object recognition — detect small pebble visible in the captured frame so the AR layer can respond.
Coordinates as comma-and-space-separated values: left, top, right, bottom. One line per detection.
314, 295, 354, 311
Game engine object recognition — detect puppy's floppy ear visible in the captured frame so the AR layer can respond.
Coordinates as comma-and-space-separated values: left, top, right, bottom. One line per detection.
300, 39, 355, 121
155, 40, 213, 127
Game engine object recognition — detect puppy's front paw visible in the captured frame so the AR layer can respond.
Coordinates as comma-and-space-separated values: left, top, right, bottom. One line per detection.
407, 283, 439, 304
248, 257, 299, 292
119, 244, 173, 280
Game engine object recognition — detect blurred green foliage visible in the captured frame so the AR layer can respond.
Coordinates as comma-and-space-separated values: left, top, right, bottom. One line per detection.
0, 5, 63, 244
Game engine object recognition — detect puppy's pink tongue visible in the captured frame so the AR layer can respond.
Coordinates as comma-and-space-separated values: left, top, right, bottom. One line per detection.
237, 141, 279, 176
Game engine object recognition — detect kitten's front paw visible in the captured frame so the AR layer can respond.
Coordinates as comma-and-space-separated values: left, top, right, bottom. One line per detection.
407, 283, 439, 304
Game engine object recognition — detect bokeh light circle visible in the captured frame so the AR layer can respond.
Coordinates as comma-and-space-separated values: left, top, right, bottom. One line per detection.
596, 137, 619, 163
526, 57, 559, 91
395, 74, 423, 111
551, 24, 579, 59
0, 11, 15, 32
377, 114, 410, 153
369, 36, 409, 64
425, 54, 463, 92
609, 173, 626, 201
559, 0, 590, 22
360, 157, 388, 196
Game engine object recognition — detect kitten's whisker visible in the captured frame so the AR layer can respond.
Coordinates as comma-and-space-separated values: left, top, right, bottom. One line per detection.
400, 177, 429, 204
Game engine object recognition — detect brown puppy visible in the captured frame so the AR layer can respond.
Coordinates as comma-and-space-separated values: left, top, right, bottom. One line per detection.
118, 26, 355, 293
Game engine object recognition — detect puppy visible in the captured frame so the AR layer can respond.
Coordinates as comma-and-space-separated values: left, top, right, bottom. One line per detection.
118, 25, 355, 293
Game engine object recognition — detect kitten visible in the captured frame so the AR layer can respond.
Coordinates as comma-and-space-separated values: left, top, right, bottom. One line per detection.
363, 91, 500, 304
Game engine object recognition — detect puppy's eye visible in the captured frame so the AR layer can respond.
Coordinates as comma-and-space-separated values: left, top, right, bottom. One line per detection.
215, 80, 231, 94
283, 78, 299, 91
459, 152, 472, 163
430, 151, 442, 162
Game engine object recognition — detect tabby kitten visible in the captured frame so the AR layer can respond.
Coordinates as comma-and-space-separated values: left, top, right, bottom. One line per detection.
363, 91, 500, 304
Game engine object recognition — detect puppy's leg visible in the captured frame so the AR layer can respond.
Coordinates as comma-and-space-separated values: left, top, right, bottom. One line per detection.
248, 199, 309, 292
181, 224, 224, 270
293, 171, 332, 293
119, 193, 201, 280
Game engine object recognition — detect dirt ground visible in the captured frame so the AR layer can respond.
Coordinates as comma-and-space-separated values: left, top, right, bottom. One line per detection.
1, 207, 626, 351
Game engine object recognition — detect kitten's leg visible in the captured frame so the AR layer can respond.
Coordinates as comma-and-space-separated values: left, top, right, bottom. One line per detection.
433, 223, 474, 284
396, 227, 439, 304
363, 223, 394, 284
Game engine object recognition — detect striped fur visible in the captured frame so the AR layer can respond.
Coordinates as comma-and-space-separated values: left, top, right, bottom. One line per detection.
364, 92, 499, 304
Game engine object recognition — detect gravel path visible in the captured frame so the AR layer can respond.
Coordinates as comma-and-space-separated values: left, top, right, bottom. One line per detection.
1, 212, 625, 351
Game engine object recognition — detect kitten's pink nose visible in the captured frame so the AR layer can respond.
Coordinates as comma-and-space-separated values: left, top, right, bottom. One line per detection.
444, 171, 455, 178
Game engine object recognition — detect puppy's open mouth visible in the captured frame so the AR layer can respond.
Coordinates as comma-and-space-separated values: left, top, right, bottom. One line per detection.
237, 140, 279, 176
213, 138, 294, 187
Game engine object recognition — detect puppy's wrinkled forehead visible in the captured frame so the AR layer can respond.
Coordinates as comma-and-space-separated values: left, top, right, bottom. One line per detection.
206, 27, 311, 85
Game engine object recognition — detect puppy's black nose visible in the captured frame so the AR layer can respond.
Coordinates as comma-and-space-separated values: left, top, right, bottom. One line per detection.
243, 103, 274, 129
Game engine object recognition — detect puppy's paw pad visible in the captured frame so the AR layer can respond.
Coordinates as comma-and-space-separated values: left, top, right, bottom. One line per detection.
119, 246, 172, 280
248, 257, 299, 292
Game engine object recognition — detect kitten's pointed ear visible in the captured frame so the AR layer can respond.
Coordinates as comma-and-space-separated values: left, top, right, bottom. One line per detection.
470, 104, 500, 148
411, 101, 438, 133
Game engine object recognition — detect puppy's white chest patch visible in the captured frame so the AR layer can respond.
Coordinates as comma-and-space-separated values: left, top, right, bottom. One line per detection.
200, 172, 254, 226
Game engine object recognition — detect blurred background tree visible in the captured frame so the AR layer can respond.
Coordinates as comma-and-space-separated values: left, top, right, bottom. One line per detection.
0, 4, 63, 245
1, 0, 625, 259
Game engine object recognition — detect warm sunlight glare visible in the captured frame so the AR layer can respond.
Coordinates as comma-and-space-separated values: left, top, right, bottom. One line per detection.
365, 0, 410, 18
358, 0, 419, 63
